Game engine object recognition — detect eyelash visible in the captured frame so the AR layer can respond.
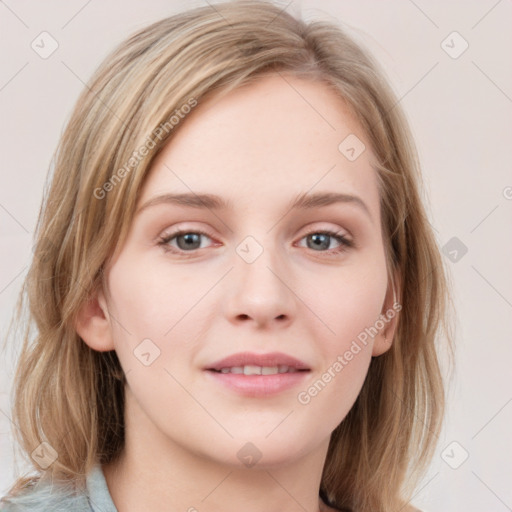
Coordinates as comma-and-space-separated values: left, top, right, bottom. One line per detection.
157, 228, 353, 257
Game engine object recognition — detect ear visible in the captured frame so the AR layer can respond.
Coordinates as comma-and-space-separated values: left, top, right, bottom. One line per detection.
74, 286, 115, 352
372, 267, 401, 357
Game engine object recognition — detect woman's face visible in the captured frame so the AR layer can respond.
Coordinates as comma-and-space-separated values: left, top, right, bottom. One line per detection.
95, 73, 397, 468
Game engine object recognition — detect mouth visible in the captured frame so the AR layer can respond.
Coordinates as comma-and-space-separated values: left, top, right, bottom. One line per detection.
206, 365, 309, 375
203, 352, 311, 397
204, 351, 311, 373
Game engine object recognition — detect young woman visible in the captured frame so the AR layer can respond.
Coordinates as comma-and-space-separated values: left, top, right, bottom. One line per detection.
1, 1, 454, 511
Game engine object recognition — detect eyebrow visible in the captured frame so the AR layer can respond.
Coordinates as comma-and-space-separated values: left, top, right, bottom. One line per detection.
136, 191, 372, 221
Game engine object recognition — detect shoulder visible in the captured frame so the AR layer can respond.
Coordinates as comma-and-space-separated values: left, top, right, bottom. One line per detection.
0, 472, 91, 512
0, 483, 91, 512
0, 463, 117, 512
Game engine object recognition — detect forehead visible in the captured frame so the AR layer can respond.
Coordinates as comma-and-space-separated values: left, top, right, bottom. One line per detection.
139, 73, 379, 217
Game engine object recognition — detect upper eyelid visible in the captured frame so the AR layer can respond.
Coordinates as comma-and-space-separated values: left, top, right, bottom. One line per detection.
159, 225, 353, 246
159, 223, 351, 238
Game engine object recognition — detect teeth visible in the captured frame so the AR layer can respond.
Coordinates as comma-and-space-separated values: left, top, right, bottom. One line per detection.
217, 365, 300, 375
244, 365, 262, 375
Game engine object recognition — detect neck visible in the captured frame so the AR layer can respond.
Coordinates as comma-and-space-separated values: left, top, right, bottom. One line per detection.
102, 387, 334, 512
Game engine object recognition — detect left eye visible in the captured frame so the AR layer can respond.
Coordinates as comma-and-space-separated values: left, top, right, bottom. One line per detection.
157, 229, 353, 255
297, 230, 353, 254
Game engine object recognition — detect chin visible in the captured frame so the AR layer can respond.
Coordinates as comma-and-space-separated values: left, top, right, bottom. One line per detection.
214, 435, 315, 470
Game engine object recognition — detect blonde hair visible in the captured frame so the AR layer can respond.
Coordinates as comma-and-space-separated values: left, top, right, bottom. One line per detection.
1, 1, 455, 510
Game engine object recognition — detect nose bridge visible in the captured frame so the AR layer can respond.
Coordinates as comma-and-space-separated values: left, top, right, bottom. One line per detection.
224, 232, 296, 326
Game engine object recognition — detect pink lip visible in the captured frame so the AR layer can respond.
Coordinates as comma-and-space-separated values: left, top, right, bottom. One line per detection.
204, 351, 310, 371
204, 370, 309, 397
203, 351, 311, 398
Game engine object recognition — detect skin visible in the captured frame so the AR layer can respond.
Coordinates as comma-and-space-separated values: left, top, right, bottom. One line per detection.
76, 73, 399, 512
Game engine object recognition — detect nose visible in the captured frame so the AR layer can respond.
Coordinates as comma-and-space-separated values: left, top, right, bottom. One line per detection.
223, 242, 296, 329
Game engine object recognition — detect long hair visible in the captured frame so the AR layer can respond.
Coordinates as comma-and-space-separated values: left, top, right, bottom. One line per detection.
1, 1, 455, 510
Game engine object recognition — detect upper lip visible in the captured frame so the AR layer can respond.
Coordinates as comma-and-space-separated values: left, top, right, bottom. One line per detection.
205, 351, 310, 371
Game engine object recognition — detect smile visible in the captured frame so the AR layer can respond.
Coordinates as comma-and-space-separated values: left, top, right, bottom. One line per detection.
209, 365, 307, 375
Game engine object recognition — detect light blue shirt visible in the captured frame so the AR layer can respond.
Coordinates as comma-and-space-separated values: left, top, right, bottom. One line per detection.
1, 466, 428, 511
0, 463, 118, 511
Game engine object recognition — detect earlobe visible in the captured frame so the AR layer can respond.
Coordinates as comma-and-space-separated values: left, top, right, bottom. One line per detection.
74, 287, 115, 352
372, 268, 401, 357
372, 331, 393, 357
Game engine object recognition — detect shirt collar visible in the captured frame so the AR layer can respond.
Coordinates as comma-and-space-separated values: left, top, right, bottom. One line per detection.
86, 462, 118, 512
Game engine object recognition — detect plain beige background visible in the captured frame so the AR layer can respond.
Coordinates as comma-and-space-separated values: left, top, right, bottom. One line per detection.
1, 1, 511, 510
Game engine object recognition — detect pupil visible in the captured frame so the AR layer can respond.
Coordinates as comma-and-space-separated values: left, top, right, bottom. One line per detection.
310, 233, 328, 250
178, 233, 200, 250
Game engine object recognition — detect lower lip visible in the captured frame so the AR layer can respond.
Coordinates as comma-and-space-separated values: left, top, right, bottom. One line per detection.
204, 370, 310, 397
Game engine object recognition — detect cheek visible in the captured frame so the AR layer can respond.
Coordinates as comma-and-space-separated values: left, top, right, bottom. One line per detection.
106, 256, 209, 379
296, 273, 382, 424
107, 253, 190, 331
301, 260, 388, 350
296, 261, 387, 419
105, 257, 177, 361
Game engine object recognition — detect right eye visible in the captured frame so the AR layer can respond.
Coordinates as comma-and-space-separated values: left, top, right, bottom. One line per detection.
157, 229, 216, 254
